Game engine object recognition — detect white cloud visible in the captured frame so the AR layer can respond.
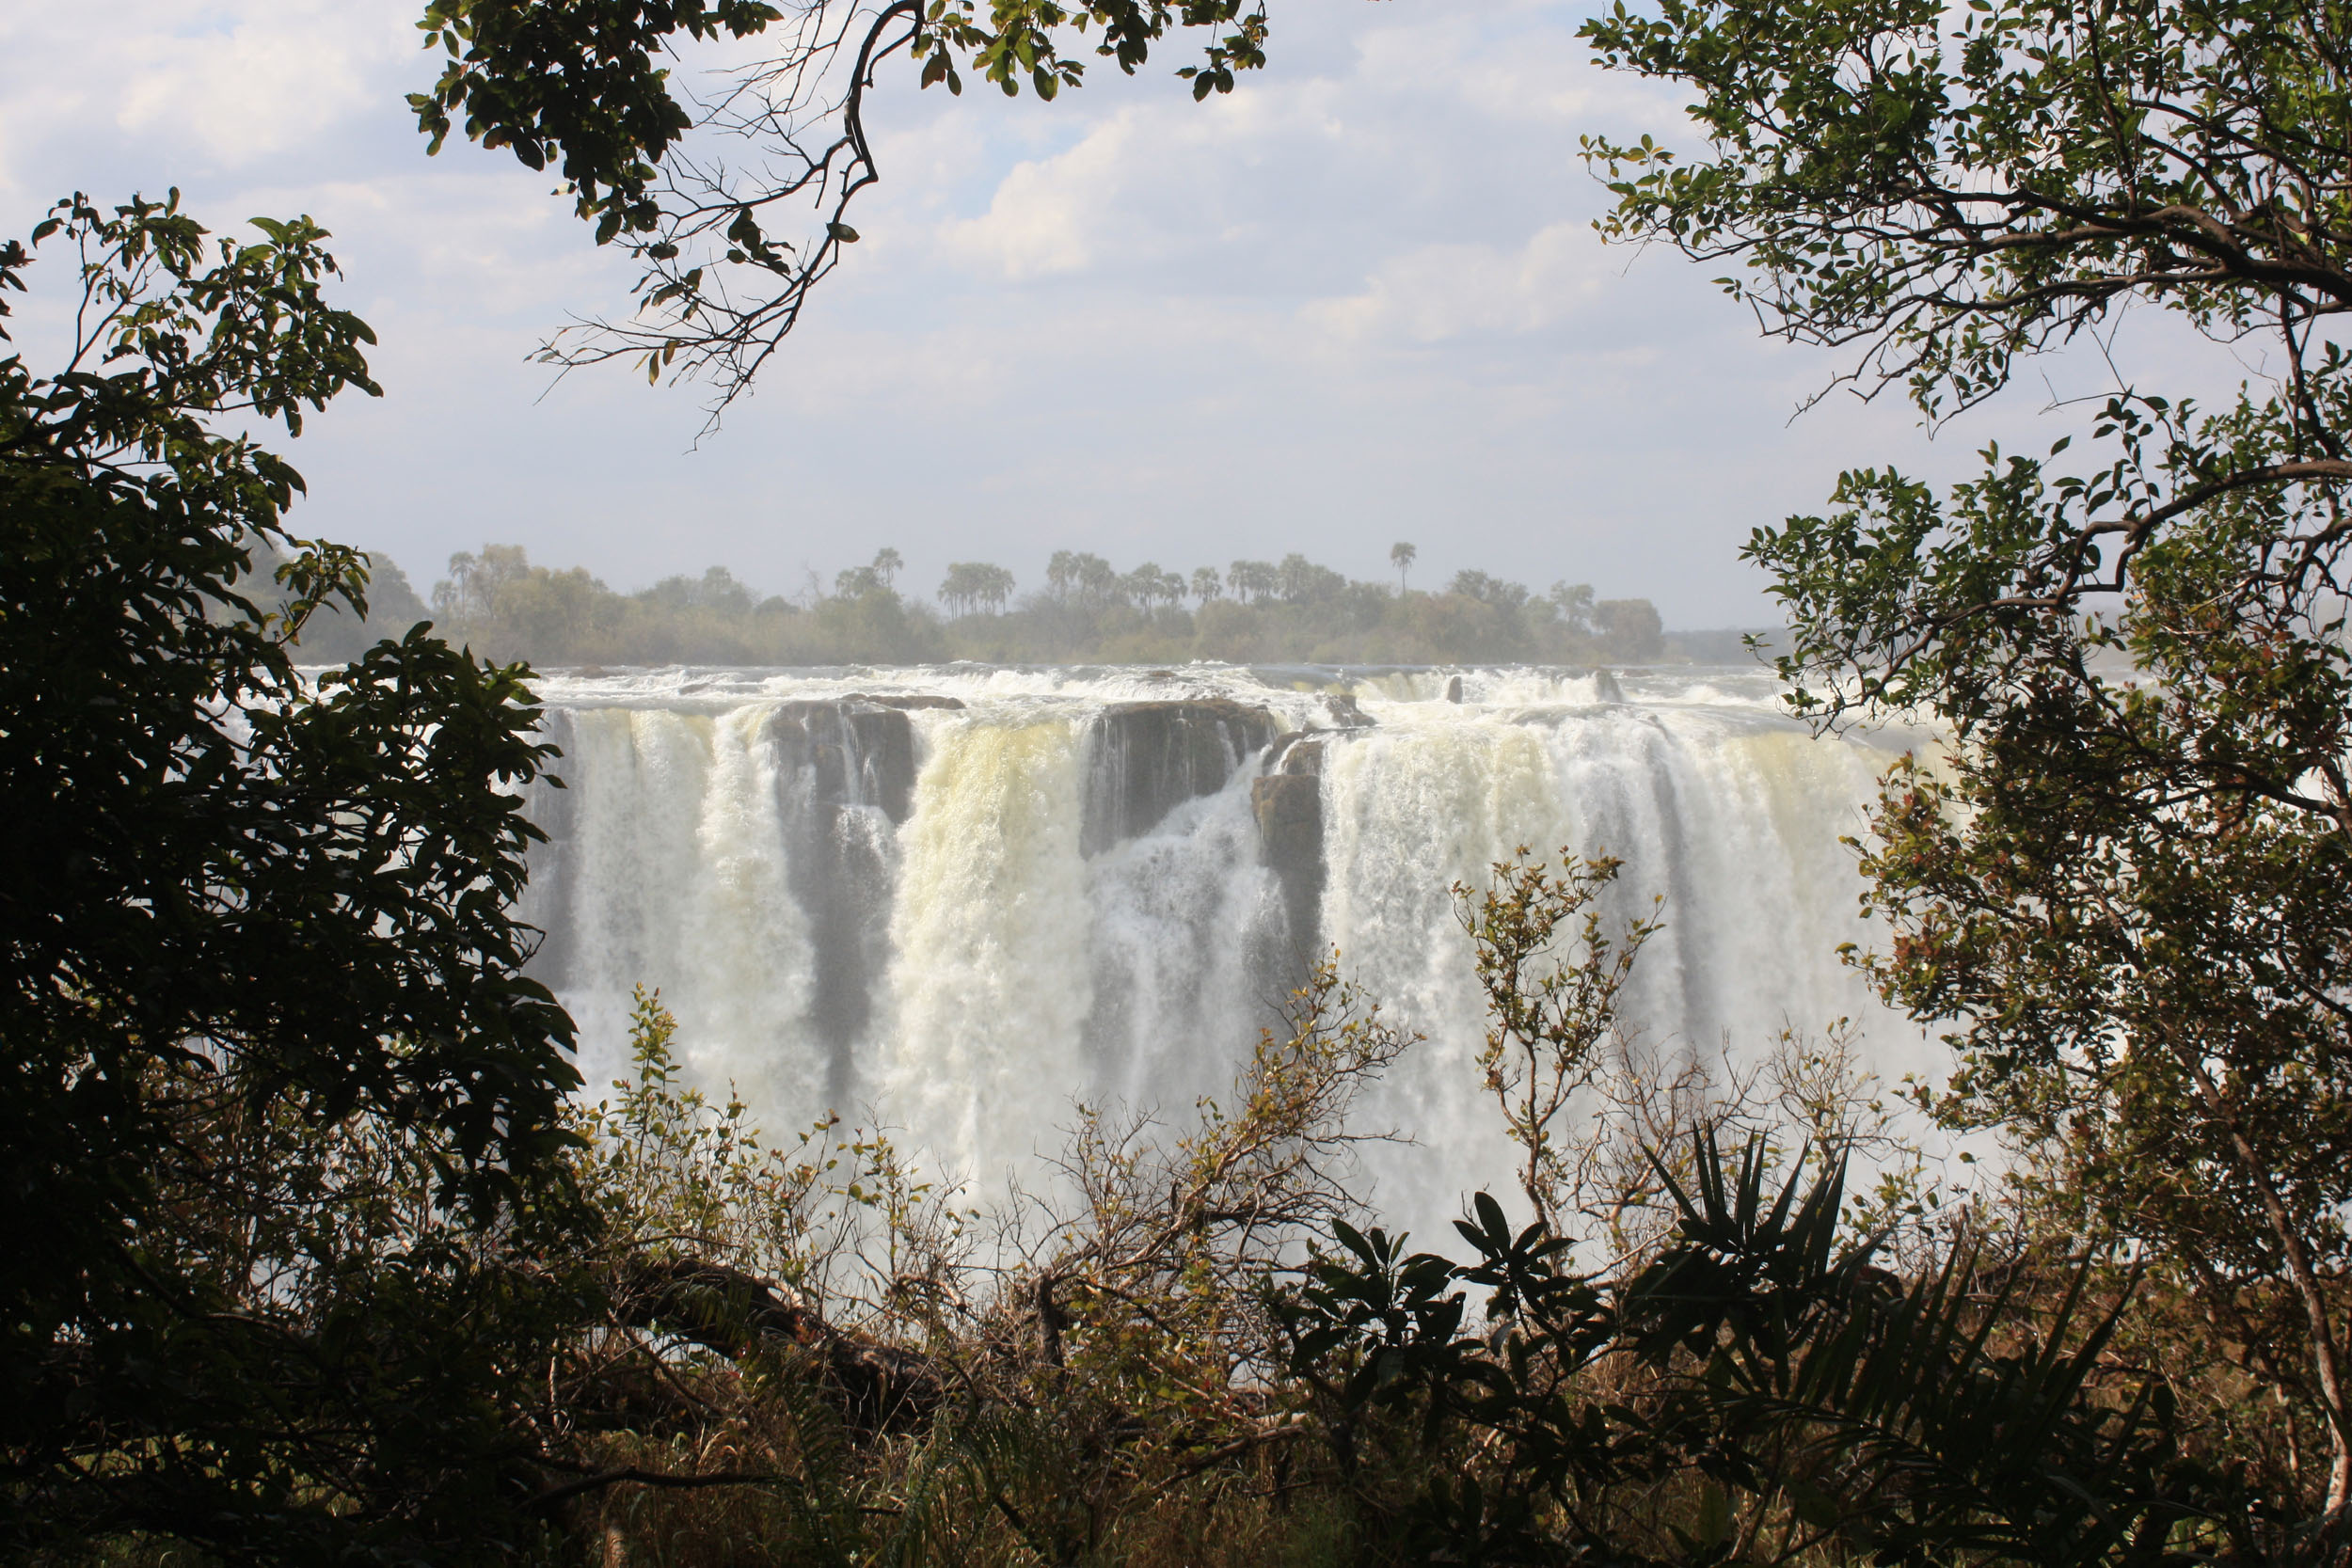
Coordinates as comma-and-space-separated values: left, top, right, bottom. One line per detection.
1302, 220, 1607, 343
0, 2, 413, 197
939, 114, 1141, 278
113, 7, 399, 164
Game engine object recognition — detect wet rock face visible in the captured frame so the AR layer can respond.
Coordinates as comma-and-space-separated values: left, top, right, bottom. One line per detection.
518, 708, 580, 985
527, 707, 581, 843
769, 695, 963, 826
763, 697, 960, 1094
1252, 736, 1327, 979
1080, 700, 1279, 857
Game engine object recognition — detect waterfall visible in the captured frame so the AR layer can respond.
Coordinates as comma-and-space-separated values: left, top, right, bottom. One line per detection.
518, 664, 1935, 1233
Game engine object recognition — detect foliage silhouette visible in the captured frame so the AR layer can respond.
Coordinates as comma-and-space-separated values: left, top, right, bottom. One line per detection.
1575, 0, 2352, 1533
0, 192, 590, 1560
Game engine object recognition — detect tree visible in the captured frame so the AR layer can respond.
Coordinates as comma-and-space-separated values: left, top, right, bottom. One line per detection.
1581, 0, 2352, 1532
435, 540, 533, 621
0, 194, 590, 1558
1044, 547, 1079, 601
1073, 550, 1119, 607
1041, 547, 1116, 607
1593, 596, 1663, 663
1276, 551, 1344, 605
938, 559, 1013, 617
1120, 560, 1184, 610
1190, 563, 1223, 605
1391, 539, 1416, 594
1119, 561, 1152, 608
435, 543, 622, 660
1455, 853, 1657, 1233
1227, 558, 1276, 603
1449, 568, 1530, 610
410, 0, 1272, 421
1549, 578, 1595, 636
835, 547, 903, 598
642, 562, 757, 614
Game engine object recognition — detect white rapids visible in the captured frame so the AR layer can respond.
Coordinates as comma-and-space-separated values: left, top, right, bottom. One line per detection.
516, 662, 1942, 1231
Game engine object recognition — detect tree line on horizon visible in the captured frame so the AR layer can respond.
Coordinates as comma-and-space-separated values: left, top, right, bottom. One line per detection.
296, 539, 1682, 668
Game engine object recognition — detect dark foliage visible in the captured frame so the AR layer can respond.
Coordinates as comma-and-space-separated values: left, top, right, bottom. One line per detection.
1576, 0, 2352, 1532
412, 0, 1274, 415
1285, 1143, 2236, 1567
0, 193, 590, 1560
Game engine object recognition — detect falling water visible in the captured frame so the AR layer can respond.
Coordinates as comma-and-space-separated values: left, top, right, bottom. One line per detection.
516, 663, 1938, 1229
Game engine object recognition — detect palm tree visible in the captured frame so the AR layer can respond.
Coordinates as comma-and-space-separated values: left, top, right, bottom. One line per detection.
1228, 560, 1276, 604
1391, 540, 1417, 595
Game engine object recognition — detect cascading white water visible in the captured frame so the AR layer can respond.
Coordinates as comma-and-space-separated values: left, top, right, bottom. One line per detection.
875, 712, 1097, 1181
517, 663, 1938, 1234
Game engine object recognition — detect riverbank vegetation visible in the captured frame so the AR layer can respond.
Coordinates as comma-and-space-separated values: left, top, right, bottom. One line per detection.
297, 541, 1680, 669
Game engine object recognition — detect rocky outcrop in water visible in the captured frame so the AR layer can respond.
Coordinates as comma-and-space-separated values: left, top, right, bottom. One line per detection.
1323, 693, 1372, 728
1080, 700, 1280, 857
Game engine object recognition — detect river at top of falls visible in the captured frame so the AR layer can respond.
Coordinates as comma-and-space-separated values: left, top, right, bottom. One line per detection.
515, 661, 1944, 1242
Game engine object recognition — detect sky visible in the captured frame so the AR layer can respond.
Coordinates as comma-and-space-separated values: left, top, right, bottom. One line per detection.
0, 0, 2165, 627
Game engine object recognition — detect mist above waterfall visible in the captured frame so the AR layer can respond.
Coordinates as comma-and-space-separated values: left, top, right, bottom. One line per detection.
517, 663, 1939, 1236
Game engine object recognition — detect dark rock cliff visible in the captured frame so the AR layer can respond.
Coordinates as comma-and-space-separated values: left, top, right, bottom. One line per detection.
1252, 736, 1327, 975
766, 695, 963, 1093
1079, 699, 1281, 857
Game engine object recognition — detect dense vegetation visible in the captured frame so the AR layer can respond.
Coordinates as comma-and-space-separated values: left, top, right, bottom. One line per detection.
0, 195, 584, 1558
305, 541, 1676, 668
1584, 0, 2352, 1535
330, 915, 2282, 1568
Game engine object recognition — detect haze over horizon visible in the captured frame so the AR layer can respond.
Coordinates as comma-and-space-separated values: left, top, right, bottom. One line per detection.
1, 0, 2190, 630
